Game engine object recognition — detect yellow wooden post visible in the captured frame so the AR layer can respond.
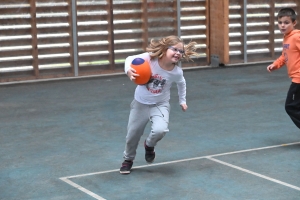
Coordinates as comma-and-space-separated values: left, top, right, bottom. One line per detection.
209, 0, 229, 65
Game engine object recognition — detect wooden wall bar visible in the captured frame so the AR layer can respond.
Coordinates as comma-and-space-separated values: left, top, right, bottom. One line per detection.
142, 0, 149, 51
30, 0, 39, 76
68, 0, 75, 75
268, 0, 275, 59
210, 0, 229, 64
0, 0, 299, 83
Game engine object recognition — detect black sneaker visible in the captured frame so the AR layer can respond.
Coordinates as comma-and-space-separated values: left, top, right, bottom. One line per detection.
144, 140, 155, 163
120, 160, 133, 174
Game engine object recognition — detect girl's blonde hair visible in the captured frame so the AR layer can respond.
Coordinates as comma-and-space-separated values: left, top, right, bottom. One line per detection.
146, 35, 200, 62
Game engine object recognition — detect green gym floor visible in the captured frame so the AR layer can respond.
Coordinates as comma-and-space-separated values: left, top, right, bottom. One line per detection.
0, 63, 299, 200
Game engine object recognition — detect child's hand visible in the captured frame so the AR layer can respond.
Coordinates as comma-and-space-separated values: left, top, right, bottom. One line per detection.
180, 104, 188, 112
127, 67, 139, 81
267, 64, 275, 72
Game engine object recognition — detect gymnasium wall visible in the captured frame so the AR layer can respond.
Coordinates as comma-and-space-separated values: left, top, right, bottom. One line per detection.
228, 0, 300, 64
0, 0, 299, 83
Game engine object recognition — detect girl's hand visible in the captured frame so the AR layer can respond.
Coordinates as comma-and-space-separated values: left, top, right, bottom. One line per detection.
180, 104, 188, 112
267, 64, 275, 72
127, 67, 139, 81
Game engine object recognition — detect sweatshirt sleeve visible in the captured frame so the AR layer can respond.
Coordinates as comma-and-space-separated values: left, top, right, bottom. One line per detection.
176, 75, 187, 105
124, 52, 151, 74
296, 34, 300, 52
272, 53, 286, 69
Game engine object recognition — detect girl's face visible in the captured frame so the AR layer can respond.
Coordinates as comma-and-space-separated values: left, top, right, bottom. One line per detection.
277, 16, 296, 35
165, 43, 184, 63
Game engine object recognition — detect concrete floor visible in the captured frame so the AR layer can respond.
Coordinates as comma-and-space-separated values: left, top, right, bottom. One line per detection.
0, 64, 299, 200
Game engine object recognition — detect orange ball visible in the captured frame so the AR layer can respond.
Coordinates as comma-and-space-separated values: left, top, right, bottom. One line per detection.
130, 58, 152, 85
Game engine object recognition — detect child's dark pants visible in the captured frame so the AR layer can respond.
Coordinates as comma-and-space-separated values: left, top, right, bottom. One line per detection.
285, 82, 300, 129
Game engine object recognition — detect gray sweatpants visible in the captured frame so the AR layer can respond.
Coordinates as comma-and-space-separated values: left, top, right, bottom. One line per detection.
123, 99, 170, 161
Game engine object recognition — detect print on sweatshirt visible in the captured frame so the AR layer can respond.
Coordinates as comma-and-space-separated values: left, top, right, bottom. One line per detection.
146, 74, 166, 94
283, 44, 289, 63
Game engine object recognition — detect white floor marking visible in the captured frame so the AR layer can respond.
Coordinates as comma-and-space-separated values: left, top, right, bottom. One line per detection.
60, 177, 106, 200
61, 141, 300, 179
207, 157, 300, 191
60, 141, 300, 199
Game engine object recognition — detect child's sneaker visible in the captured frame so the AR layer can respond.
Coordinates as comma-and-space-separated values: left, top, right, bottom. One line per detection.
120, 160, 133, 174
144, 140, 155, 163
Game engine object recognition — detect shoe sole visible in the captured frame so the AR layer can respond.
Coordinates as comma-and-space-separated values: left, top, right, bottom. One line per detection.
120, 170, 131, 174
145, 152, 155, 164
146, 158, 155, 164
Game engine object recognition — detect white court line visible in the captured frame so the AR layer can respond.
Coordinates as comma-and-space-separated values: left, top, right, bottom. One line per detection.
61, 141, 300, 179
207, 157, 300, 191
60, 141, 300, 199
60, 178, 106, 200
60, 177, 106, 200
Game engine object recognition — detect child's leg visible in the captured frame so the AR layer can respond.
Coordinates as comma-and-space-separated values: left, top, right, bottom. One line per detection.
146, 102, 170, 147
285, 82, 300, 129
123, 100, 149, 160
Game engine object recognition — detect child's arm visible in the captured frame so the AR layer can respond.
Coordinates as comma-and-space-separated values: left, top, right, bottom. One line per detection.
267, 63, 276, 72
125, 64, 138, 81
180, 104, 188, 112
124, 53, 150, 81
176, 76, 187, 112
267, 54, 285, 72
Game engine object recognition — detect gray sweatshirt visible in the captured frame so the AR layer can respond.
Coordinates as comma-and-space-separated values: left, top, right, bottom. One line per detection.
124, 52, 186, 105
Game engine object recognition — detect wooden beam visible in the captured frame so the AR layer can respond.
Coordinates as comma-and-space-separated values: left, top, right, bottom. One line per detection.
295, 0, 300, 29
269, 0, 275, 58
29, 0, 39, 77
209, 0, 229, 64
68, 0, 75, 75
107, 0, 115, 70
141, 0, 148, 51
205, 0, 210, 64
173, 0, 180, 37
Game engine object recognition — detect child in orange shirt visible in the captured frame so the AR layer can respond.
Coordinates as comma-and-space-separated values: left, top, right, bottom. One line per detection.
267, 8, 300, 129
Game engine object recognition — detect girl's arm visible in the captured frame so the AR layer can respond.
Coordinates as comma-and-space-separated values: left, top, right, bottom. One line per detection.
176, 76, 187, 106
124, 53, 151, 74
